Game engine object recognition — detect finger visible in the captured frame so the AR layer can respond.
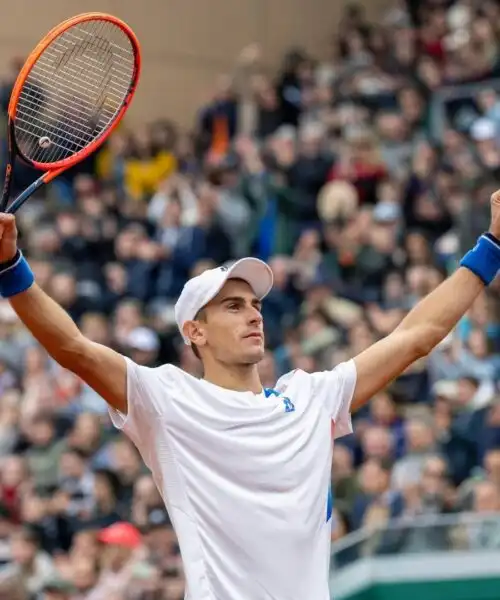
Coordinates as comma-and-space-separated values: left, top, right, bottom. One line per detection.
2, 216, 16, 238
0, 213, 14, 226
2, 214, 16, 230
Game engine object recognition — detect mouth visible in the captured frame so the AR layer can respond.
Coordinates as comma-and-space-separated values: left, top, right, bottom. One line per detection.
244, 332, 263, 340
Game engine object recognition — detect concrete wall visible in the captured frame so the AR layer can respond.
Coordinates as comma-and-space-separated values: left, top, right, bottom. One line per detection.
0, 0, 389, 125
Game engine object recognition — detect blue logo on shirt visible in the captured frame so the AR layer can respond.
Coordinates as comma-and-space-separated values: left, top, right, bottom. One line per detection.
264, 388, 295, 413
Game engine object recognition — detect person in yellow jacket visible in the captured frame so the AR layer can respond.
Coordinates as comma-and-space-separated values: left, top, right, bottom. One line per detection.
98, 122, 178, 201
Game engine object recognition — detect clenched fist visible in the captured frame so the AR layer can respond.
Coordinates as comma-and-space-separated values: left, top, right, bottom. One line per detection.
0, 214, 18, 264
490, 190, 500, 239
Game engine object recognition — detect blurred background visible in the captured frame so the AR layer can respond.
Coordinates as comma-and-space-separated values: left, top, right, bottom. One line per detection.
0, 0, 499, 599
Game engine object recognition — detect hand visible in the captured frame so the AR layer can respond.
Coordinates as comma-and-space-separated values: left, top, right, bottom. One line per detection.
238, 44, 261, 66
0, 214, 18, 263
235, 135, 258, 159
489, 189, 500, 238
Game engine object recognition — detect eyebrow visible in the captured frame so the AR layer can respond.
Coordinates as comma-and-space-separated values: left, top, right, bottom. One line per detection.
220, 296, 261, 307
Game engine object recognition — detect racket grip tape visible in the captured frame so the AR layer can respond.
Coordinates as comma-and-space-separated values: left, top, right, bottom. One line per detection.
460, 233, 500, 286
0, 250, 35, 297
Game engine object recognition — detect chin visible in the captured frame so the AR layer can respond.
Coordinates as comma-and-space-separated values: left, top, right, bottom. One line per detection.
253, 347, 266, 363
240, 346, 265, 365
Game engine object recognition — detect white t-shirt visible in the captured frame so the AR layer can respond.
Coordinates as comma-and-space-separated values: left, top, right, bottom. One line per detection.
109, 358, 357, 600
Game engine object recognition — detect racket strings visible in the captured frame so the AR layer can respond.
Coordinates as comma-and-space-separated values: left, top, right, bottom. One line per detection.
14, 19, 135, 164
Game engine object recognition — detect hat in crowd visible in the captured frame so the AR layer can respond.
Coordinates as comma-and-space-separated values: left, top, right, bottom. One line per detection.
146, 506, 172, 529
273, 124, 297, 141
127, 327, 160, 353
432, 380, 459, 399
175, 258, 274, 345
373, 201, 401, 223
98, 522, 142, 549
470, 118, 496, 142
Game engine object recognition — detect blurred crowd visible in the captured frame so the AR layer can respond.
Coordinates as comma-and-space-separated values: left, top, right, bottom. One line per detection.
1, 0, 500, 598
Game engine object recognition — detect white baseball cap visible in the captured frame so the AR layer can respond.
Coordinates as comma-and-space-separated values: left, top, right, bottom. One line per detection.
470, 118, 496, 142
175, 257, 273, 345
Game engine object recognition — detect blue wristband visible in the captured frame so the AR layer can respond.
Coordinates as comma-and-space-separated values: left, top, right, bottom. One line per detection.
0, 251, 35, 298
460, 234, 500, 286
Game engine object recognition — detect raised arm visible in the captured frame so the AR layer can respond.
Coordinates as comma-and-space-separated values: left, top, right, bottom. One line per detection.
0, 214, 127, 413
352, 190, 500, 411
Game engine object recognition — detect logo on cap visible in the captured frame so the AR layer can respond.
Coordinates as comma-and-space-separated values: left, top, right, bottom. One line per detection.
220, 266, 229, 272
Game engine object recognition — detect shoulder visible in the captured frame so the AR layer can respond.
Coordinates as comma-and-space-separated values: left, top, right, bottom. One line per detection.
125, 359, 192, 403
274, 361, 357, 431
275, 368, 305, 392
275, 360, 357, 392
126, 359, 185, 382
112, 362, 195, 440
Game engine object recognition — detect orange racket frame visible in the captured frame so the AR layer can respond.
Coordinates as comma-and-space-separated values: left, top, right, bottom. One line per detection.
1, 12, 141, 213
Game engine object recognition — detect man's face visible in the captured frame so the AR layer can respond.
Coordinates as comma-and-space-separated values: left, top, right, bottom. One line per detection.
188, 279, 265, 366
11, 537, 36, 567
101, 544, 132, 571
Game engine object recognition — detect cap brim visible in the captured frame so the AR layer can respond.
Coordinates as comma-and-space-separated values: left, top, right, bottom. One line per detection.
226, 258, 274, 300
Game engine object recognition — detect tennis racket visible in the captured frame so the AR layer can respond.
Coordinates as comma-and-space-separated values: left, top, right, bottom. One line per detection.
0, 12, 141, 214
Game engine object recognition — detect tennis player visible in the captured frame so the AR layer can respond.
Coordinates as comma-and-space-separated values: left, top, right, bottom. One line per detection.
0, 193, 499, 600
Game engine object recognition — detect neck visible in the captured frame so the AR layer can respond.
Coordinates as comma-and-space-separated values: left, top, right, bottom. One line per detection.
202, 359, 262, 394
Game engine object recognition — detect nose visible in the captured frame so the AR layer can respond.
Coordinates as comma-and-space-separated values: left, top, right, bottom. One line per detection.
247, 305, 262, 326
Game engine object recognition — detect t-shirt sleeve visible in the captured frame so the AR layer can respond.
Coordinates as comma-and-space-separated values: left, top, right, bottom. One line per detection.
309, 359, 357, 439
108, 357, 166, 461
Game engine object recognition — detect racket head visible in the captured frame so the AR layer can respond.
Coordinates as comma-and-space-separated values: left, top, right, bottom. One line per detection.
7, 12, 141, 171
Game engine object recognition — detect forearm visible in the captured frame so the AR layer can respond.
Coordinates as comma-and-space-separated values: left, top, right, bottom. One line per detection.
0, 218, 127, 411
352, 198, 500, 408
8, 282, 127, 411
352, 239, 497, 408
395, 267, 485, 353
9, 283, 83, 365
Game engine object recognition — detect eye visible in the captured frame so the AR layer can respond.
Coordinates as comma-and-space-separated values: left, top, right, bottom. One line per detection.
227, 303, 239, 311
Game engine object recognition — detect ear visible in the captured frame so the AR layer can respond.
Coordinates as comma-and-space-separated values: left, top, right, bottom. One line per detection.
182, 320, 207, 348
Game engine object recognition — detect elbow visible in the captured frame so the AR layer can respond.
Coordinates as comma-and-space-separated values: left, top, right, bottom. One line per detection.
410, 324, 447, 358
50, 335, 90, 374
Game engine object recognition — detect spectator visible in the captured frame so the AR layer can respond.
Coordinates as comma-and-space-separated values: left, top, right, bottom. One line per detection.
467, 481, 500, 550
9, 528, 58, 598
391, 416, 437, 490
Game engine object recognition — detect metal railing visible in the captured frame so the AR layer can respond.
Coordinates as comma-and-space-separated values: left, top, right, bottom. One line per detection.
331, 510, 500, 572
428, 77, 500, 141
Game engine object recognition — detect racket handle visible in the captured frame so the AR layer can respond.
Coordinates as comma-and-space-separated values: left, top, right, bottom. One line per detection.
6, 168, 63, 214
6, 178, 45, 214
